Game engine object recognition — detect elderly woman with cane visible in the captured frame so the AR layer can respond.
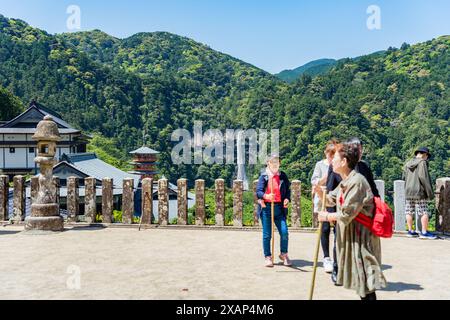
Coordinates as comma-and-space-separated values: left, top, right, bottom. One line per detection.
314, 142, 387, 300
256, 154, 291, 267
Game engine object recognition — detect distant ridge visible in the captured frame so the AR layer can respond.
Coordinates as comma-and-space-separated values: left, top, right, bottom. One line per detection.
275, 59, 337, 83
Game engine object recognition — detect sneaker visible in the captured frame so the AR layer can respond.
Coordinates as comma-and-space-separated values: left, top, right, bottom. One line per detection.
332, 265, 341, 286
419, 231, 437, 240
323, 257, 333, 273
331, 263, 342, 287
265, 256, 274, 267
279, 253, 292, 266
407, 230, 419, 238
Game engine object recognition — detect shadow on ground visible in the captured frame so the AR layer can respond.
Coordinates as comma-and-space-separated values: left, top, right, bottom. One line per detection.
65, 225, 107, 232
382, 282, 424, 292
291, 259, 315, 268
275, 261, 394, 274
0, 230, 21, 236
272, 259, 314, 272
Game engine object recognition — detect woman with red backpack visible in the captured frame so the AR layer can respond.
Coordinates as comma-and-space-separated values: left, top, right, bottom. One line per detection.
314, 141, 387, 300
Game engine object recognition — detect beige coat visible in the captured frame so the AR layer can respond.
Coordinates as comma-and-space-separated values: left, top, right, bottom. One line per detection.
326, 170, 387, 297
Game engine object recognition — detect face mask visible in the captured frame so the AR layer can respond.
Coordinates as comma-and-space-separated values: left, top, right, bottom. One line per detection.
266, 164, 279, 176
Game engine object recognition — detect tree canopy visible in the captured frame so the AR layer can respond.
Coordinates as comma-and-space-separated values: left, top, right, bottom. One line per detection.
0, 14, 448, 191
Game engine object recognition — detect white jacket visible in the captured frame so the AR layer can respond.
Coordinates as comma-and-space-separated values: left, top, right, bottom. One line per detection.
311, 159, 329, 212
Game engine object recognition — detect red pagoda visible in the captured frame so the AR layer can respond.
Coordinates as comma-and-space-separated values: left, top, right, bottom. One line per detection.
129, 146, 160, 180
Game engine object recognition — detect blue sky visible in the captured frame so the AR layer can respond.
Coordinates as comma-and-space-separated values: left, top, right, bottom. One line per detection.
0, 0, 449, 73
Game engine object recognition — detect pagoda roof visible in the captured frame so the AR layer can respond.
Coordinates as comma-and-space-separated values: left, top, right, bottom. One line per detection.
129, 146, 160, 155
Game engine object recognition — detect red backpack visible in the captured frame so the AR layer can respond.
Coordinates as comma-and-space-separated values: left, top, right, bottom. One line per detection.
354, 196, 394, 238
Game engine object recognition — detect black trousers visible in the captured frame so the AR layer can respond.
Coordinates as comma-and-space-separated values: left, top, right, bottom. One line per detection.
361, 292, 377, 300
320, 222, 337, 265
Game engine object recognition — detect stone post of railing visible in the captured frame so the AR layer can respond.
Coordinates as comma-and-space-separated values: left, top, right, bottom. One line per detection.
253, 180, 259, 227
122, 178, 134, 224
374, 180, 385, 202
233, 180, 243, 227
142, 178, 153, 225
0, 175, 8, 221
67, 177, 79, 223
102, 178, 113, 224
12, 175, 25, 224
177, 178, 188, 225
53, 176, 60, 208
436, 178, 450, 234
30, 176, 39, 205
215, 179, 225, 226
195, 179, 205, 225
158, 178, 169, 225
394, 180, 406, 232
291, 180, 301, 228
85, 177, 96, 224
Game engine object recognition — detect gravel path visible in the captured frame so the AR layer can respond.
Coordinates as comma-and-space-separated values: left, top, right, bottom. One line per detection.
1, 225, 449, 300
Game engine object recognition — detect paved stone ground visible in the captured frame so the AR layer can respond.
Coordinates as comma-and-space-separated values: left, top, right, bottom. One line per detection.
1, 225, 449, 300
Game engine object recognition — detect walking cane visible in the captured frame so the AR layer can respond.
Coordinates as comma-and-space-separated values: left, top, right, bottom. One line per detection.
138, 210, 144, 231
311, 191, 315, 227
270, 176, 275, 264
138, 196, 145, 231
309, 186, 327, 300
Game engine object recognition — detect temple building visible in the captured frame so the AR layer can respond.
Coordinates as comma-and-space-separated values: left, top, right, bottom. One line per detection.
0, 100, 89, 178
3, 100, 194, 222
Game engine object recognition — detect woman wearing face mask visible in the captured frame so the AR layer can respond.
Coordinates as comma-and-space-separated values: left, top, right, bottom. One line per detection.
256, 154, 291, 267
314, 142, 387, 300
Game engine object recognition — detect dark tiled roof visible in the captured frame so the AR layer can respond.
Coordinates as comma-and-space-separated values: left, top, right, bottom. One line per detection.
1, 101, 76, 130
58, 153, 141, 189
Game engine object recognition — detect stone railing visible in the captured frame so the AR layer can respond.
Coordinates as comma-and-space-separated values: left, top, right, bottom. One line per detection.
1, 175, 449, 233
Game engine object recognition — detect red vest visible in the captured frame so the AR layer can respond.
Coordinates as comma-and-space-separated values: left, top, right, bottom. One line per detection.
264, 175, 282, 202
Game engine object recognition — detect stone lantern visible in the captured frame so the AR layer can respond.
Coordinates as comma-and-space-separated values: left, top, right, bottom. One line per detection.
25, 115, 64, 231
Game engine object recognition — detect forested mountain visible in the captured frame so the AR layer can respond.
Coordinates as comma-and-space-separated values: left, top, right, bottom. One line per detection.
0, 15, 144, 152
0, 85, 23, 121
0, 14, 448, 192
275, 51, 388, 83
0, 14, 286, 185
275, 59, 337, 83
58, 27, 288, 184
278, 39, 449, 190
